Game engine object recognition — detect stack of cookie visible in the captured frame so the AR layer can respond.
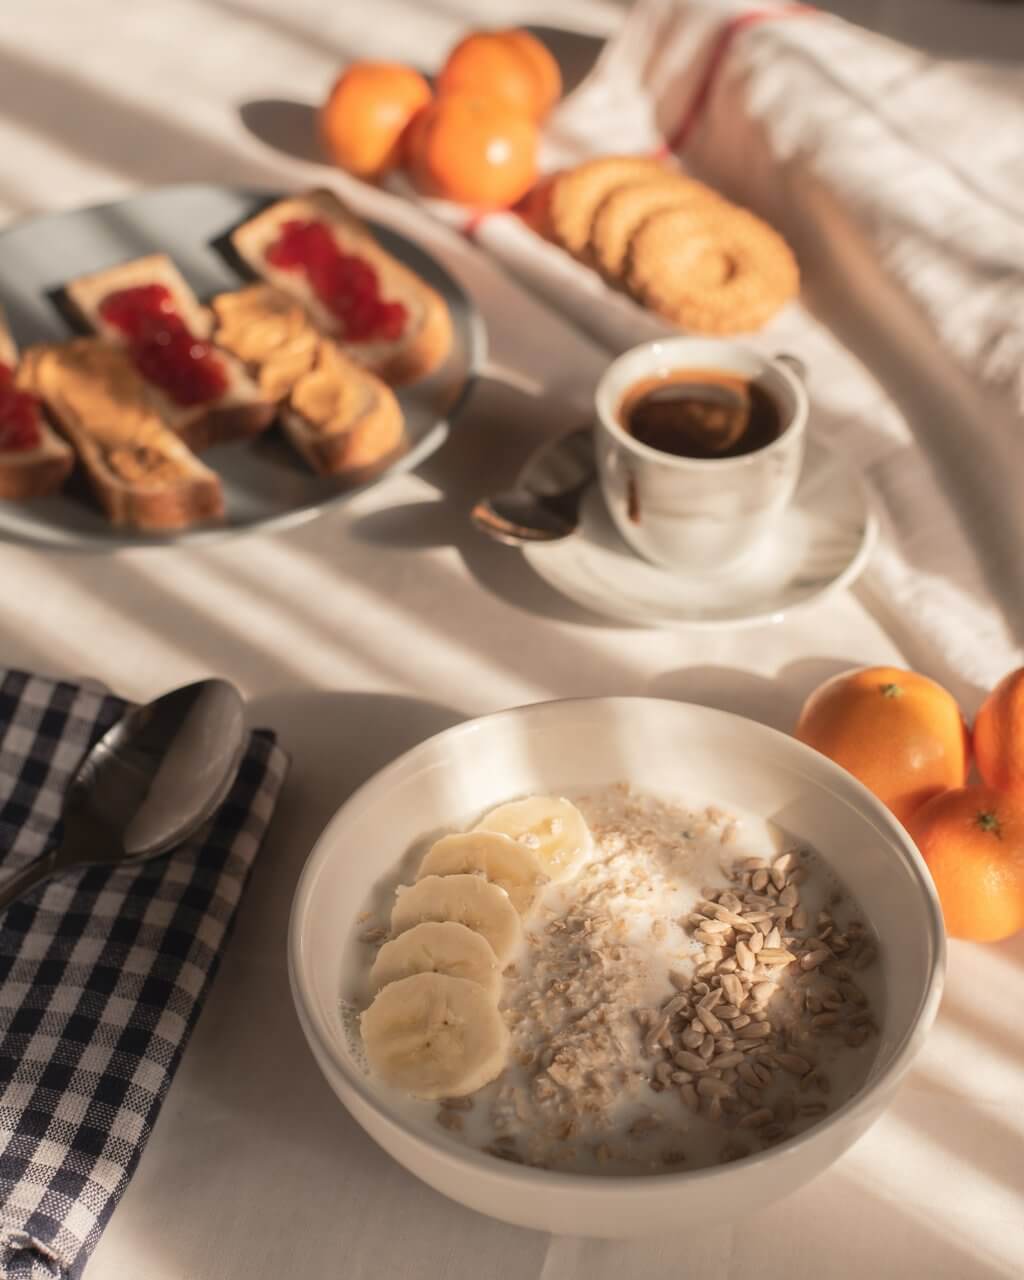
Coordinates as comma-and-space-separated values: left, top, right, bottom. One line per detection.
542, 156, 799, 335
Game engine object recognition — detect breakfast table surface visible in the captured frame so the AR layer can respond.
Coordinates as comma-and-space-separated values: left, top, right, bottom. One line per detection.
1, 2, 1022, 1278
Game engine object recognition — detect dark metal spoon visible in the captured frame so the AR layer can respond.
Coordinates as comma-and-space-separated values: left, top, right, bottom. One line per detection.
0, 678, 246, 910
471, 428, 596, 545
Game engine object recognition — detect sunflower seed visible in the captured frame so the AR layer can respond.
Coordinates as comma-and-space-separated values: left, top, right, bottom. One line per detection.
645, 1014, 671, 1055
751, 869, 770, 892
698, 918, 732, 935
699, 1035, 717, 1061
680, 1083, 700, 1111
735, 941, 755, 972
790, 908, 807, 932
669, 969, 690, 992
681, 1028, 704, 1049
721, 973, 745, 1005
779, 884, 799, 908
776, 1052, 812, 1075
696, 1006, 724, 1034
737, 1020, 772, 1039
758, 948, 796, 967
812, 1012, 840, 1029
708, 1097, 723, 1122
737, 1062, 765, 1088
671, 1069, 695, 1084
655, 1061, 675, 1086
674, 1049, 708, 1072
710, 1051, 745, 1070
748, 931, 765, 955
799, 950, 829, 971
751, 982, 776, 1006
742, 911, 774, 925
739, 1107, 774, 1128
770, 865, 788, 892
730, 1014, 751, 1030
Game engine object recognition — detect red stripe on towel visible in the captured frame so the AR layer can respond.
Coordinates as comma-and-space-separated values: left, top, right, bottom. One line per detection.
668, 4, 814, 154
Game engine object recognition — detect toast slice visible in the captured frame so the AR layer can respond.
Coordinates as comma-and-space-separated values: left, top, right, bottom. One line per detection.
63, 253, 276, 453
0, 306, 74, 500
18, 339, 224, 532
212, 284, 406, 479
229, 189, 452, 386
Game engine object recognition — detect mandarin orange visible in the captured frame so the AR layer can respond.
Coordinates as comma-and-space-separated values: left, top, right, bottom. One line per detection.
973, 666, 1024, 799
437, 29, 561, 120
907, 785, 1024, 941
794, 666, 969, 825
406, 93, 538, 208
320, 61, 432, 179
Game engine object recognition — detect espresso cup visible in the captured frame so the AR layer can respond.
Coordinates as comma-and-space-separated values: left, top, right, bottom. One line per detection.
594, 338, 808, 573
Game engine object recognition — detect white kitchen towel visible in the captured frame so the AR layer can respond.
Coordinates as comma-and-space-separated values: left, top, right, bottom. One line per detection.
407, 0, 1024, 692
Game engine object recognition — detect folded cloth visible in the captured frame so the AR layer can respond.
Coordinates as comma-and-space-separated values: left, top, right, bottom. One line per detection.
0, 670, 288, 1280
404, 0, 1024, 689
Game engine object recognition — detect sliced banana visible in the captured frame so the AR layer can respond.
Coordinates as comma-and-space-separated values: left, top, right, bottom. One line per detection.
391, 874, 522, 965
370, 921, 501, 998
361, 972, 510, 1099
474, 795, 592, 883
417, 831, 548, 916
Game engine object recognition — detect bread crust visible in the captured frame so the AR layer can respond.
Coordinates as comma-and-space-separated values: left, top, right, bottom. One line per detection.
0, 305, 75, 500
18, 340, 224, 532
230, 189, 452, 385
63, 253, 275, 449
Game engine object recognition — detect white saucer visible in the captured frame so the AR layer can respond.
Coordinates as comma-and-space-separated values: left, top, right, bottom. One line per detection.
519, 435, 876, 630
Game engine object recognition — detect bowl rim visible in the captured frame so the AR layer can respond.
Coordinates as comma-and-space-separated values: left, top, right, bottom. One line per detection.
288, 695, 946, 1194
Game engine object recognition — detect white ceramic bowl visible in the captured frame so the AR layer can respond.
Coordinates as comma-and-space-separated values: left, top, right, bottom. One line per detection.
288, 697, 945, 1238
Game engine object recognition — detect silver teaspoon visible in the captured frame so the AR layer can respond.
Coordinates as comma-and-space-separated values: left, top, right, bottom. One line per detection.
0, 678, 246, 911
472, 427, 595, 545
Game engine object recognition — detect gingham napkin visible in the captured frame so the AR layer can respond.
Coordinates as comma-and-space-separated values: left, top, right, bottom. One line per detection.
0, 670, 288, 1280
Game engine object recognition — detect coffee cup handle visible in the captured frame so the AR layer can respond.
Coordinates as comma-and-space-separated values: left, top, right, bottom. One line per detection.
774, 352, 807, 382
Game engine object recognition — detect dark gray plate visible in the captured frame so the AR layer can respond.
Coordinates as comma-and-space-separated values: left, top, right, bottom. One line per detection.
0, 184, 485, 550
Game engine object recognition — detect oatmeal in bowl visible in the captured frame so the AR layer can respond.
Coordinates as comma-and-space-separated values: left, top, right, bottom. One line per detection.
352, 788, 884, 1176
289, 697, 943, 1237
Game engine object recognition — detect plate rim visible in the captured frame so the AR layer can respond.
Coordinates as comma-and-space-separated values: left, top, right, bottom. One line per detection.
519, 433, 878, 631
0, 182, 488, 553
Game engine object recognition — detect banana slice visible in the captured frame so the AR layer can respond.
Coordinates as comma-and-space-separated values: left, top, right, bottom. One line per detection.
474, 795, 592, 883
361, 972, 510, 1099
391, 874, 522, 965
370, 921, 501, 998
417, 831, 548, 916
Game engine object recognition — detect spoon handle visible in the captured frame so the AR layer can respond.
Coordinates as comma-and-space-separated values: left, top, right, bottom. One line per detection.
0, 847, 62, 912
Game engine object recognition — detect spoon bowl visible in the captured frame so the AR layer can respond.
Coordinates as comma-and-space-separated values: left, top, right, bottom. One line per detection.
0, 678, 246, 909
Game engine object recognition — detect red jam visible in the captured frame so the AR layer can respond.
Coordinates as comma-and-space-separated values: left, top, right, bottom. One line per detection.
265, 220, 407, 342
99, 284, 229, 407
0, 362, 42, 452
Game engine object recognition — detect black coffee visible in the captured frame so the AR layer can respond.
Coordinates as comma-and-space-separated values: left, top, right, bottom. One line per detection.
619, 369, 782, 460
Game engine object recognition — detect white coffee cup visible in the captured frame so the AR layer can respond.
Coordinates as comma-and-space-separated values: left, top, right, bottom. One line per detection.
594, 338, 808, 573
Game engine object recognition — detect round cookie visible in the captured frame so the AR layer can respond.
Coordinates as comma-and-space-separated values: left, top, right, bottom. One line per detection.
549, 155, 668, 260
589, 176, 721, 280
625, 205, 800, 334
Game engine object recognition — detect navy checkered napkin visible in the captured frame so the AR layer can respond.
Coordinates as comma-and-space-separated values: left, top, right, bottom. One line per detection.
0, 670, 288, 1279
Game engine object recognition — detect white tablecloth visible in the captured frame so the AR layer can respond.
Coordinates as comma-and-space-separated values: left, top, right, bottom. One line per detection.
0, 2, 1021, 1277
